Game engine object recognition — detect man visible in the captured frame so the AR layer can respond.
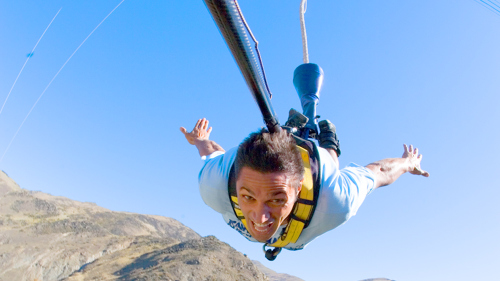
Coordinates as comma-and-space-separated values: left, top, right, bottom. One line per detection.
180, 117, 429, 259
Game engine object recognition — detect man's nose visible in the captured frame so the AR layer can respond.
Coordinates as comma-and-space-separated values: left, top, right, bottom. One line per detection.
252, 203, 271, 223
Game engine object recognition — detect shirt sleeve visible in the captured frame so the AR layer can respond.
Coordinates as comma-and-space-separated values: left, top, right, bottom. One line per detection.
198, 147, 238, 214
313, 148, 376, 231
337, 163, 376, 216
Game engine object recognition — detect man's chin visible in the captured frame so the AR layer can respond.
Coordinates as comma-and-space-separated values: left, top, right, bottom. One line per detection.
251, 233, 275, 243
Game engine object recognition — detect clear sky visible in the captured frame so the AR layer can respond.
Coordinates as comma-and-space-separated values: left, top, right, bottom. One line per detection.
1, 1, 499, 280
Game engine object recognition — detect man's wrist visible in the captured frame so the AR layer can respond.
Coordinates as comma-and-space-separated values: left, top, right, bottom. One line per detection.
194, 139, 225, 157
403, 157, 414, 173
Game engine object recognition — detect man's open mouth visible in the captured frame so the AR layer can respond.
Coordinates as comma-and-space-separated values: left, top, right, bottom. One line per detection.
252, 221, 273, 233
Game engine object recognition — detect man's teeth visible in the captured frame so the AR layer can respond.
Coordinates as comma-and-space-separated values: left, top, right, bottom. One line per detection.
253, 221, 272, 231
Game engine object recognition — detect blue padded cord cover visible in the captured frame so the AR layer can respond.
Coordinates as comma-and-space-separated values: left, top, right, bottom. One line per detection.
293, 63, 324, 133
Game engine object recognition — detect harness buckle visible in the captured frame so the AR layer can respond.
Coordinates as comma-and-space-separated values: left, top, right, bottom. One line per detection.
263, 244, 282, 261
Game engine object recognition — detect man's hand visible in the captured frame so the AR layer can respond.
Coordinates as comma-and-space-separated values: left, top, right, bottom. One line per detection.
180, 118, 213, 145
402, 144, 430, 177
366, 144, 430, 188
180, 118, 224, 157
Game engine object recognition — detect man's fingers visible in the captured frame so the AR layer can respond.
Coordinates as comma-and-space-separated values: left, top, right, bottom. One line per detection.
412, 166, 430, 177
418, 168, 430, 177
403, 144, 410, 155
403, 144, 410, 157
207, 127, 213, 134
194, 119, 202, 130
180, 127, 187, 134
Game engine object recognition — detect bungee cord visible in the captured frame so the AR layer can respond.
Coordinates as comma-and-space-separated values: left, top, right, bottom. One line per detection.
233, 0, 273, 99
0, 0, 125, 163
300, 0, 309, 64
0, 8, 62, 117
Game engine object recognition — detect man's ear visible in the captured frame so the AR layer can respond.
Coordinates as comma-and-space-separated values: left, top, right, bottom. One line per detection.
297, 178, 304, 194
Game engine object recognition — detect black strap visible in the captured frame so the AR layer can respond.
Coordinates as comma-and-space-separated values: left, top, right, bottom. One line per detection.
289, 213, 308, 224
296, 198, 315, 205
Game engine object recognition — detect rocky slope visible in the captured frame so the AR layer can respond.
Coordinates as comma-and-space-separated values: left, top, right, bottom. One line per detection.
0, 171, 273, 281
252, 261, 304, 281
0, 169, 395, 281
65, 236, 265, 281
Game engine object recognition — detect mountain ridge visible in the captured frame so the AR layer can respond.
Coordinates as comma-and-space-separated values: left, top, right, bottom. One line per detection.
0, 170, 301, 281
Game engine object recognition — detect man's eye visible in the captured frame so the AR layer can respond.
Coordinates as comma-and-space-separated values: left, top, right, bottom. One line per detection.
271, 199, 285, 204
243, 195, 254, 201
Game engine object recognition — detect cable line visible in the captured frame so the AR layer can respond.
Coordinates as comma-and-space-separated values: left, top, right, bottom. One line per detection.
0, 0, 125, 163
474, 0, 500, 16
0, 8, 62, 117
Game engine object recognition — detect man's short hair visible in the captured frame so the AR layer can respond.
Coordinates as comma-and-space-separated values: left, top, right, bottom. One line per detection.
235, 128, 305, 189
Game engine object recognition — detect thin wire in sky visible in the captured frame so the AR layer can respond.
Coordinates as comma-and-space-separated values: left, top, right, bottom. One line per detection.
474, 0, 500, 16
0, 8, 62, 116
0, 0, 125, 163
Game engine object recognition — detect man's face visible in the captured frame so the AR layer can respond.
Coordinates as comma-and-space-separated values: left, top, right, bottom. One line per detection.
236, 167, 301, 242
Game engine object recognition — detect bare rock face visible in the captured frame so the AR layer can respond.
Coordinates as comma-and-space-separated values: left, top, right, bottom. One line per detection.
0, 171, 279, 281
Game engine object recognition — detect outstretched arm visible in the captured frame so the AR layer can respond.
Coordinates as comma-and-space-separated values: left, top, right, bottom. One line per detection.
366, 144, 429, 189
180, 118, 225, 157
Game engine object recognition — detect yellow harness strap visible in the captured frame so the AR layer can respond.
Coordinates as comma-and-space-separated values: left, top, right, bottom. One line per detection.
268, 146, 314, 247
230, 145, 315, 248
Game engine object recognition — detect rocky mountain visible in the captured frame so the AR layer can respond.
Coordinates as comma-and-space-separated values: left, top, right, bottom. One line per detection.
0, 170, 393, 281
65, 236, 265, 280
0, 170, 292, 281
252, 261, 304, 281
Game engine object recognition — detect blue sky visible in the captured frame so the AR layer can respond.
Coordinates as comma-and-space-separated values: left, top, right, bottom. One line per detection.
1, 1, 499, 280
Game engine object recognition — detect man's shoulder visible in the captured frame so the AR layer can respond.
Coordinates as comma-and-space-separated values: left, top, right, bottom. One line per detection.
198, 147, 238, 214
200, 147, 239, 175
